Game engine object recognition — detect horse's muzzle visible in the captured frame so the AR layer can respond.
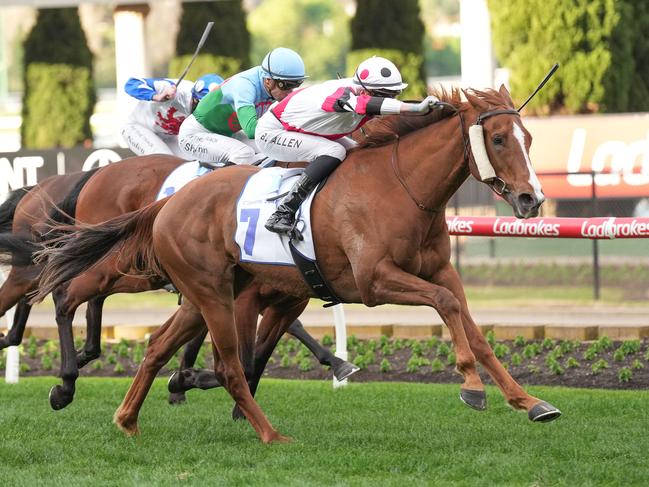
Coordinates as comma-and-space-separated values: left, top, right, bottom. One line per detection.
510, 191, 544, 219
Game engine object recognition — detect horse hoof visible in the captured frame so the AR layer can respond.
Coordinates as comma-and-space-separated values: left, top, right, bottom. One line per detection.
168, 392, 186, 405
167, 371, 183, 393
231, 405, 246, 421
333, 361, 360, 382
528, 401, 561, 422
49, 385, 73, 411
459, 388, 487, 411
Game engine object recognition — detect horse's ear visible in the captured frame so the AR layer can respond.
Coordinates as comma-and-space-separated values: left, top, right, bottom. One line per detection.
462, 89, 490, 111
498, 84, 515, 108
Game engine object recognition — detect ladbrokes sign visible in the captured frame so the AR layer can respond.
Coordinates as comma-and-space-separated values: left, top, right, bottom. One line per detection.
526, 113, 649, 199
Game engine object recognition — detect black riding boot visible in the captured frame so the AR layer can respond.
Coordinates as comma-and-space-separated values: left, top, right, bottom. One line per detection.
265, 173, 317, 237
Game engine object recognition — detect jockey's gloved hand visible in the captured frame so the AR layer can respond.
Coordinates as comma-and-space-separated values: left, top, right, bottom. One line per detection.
400, 95, 439, 115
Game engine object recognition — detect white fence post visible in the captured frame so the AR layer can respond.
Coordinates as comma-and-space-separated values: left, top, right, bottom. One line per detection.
4, 305, 18, 383
2, 270, 18, 383
332, 303, 348, 389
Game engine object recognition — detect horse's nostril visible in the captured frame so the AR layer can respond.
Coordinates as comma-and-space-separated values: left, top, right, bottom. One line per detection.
518, 193, 535, 208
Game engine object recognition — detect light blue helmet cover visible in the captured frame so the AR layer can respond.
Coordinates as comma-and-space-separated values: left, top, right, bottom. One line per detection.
261, 47, 307, 81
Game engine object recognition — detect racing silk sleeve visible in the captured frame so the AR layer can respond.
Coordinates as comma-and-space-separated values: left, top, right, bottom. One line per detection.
220, 77, 260, 139
124, 78, 175, 101
321, 87, 403, 116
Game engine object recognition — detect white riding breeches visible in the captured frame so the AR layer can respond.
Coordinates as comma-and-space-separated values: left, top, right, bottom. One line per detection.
255, 113, 357, 163
121, 123, 185, 157
178, 114, 262, 165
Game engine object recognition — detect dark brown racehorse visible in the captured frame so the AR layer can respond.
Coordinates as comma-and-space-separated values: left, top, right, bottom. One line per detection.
36, 86, 561, 443
28, 155, 352, 409
0, 171, 98, 349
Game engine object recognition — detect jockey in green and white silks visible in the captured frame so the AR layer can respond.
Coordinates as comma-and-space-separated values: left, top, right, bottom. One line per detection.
178, 47, 307, 166
122, 74, 222, 157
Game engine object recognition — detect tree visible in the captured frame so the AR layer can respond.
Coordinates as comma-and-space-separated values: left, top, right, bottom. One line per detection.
169, 0, 250, 80
349, 0, 427, 98
490, 0, 649, 114
21, 8, 95, 148
248, 0, 350, 81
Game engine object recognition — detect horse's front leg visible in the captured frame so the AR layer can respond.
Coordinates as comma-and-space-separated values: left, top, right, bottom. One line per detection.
435, 263, 561, 422
358, 261, 485, 409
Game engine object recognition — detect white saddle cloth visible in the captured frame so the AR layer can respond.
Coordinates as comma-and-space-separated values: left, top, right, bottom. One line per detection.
156, 160, 211, 201
235, 167, 316, 265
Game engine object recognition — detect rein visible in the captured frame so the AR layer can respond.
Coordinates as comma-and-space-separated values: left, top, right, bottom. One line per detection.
390, 137, 440, 213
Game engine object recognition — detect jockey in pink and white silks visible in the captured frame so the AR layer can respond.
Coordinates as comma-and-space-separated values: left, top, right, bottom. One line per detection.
257, 56, 438, 237
121, 74, 223, 157
177, 47, 307, 167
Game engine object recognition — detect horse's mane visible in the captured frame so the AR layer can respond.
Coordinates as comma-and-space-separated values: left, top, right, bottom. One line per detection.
355, 87, 507, 149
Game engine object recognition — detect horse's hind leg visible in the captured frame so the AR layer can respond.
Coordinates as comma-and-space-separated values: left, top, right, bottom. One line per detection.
287, 319, 359, 381
76, 296, 106, 368
115, 302, 205, 436
167, 327, 220, 405
0, 299, 32, 349
231, 298, 306, 421
436, 263, 561, 422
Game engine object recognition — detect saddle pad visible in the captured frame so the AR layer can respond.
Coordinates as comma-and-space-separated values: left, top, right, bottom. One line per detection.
235, 167, 316, 265
156, 160, 211, 201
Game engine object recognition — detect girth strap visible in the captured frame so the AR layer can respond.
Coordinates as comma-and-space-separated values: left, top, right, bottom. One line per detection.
289, 241, 343, 308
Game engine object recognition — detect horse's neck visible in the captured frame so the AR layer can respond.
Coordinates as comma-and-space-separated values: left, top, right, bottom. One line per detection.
389, 112, 471, 212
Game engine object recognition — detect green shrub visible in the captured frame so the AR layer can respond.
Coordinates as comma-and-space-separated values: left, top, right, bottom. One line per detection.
527, 364, 540, 374
485, 330, 496, 349
280, 355, 291, 368
511, 353, 522, 366
542, 338, 556, 350
393, 339, 405, 351
436, 342, 451, 358
618, 367, 632, 383
20, 363, 31, 373
114, 362, 125, 375
406, 355, 430, 373
298, 358, 313, 372
513, 336, 526, 347
132, 343, 144, 365
493, 343, 510, 359
425, 336, 440, 350
446, 352, 456, 367
548, 359, 564, 375
168, 55, 242, 82
106, 354, 117, 365
40, 354, 53, 371
410, 341, 423, 357
597, 336, 613, 350
620, 340, 641, 356
92, 360, 103, 371
565, 357, 580, 369
632, 359, 644, 370
523, 343, 541, 359
592, 359, 610, 375
379, 358, 391, 373
430, 358, 444, 373
613, 348, 626, 362
321, 334, 334, 347
22, 8, 95, 148
27, 340, 38, 359
583, 344, 600, 361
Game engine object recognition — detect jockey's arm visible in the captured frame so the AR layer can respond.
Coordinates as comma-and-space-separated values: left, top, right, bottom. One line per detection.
342, 93, 438, 116
124, 77, 177, 102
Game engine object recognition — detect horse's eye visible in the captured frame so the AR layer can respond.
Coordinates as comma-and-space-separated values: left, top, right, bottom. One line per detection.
492, 135, 504, 146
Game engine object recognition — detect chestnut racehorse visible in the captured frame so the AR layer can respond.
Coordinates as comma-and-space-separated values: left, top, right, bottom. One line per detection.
36, 87, 561, 443
28, 155, 353, 409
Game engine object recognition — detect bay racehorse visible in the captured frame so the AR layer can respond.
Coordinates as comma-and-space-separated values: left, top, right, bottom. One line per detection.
36, 86, 561, 443
28, 155, 353, 409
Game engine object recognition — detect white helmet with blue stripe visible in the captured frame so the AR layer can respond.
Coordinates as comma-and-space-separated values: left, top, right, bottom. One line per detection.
261, 47, 307, 89
192, 74, 223, 100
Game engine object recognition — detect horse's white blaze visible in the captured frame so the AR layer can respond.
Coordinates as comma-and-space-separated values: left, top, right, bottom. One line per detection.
513, 122, 544, 201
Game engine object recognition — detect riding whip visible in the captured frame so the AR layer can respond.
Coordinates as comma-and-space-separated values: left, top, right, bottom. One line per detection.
175, 22, 214, 86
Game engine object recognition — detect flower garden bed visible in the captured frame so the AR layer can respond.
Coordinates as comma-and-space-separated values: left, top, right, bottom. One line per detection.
5, 333, 649, 389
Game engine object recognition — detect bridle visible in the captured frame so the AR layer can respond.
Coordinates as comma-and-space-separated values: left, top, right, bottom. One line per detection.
389, 63, 559, 212
389, 103, 521, 213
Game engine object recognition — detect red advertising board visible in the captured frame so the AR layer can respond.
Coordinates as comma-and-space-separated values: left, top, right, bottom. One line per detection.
525, 113, 649, 199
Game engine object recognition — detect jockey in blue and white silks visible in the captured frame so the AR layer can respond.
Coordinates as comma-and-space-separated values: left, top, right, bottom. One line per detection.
122, 74, 222, 157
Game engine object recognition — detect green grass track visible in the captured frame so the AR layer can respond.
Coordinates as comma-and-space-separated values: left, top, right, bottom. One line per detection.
0, 378, 647, 486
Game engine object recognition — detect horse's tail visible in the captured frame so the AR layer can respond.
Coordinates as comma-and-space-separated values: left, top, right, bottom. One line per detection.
32, 197, 169, 303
